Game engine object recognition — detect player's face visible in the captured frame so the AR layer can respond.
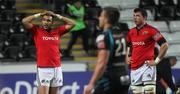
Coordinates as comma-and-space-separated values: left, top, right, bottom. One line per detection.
98, 10, 107, 29
42, 15, 53, 29
133, 12, 146, 26
75, 1, 81, 8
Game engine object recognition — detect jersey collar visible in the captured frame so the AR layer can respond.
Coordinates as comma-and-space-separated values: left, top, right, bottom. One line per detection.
136, 23, 147, 31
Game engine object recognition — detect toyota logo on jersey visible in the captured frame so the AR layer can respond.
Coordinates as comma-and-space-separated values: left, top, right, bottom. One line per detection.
42, 36, 59, 40
132, 41, 145, 46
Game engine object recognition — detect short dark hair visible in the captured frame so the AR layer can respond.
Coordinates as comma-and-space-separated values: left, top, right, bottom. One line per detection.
103, 7, 120, 25
42, 13, 55, 21
134, 8, 147, 18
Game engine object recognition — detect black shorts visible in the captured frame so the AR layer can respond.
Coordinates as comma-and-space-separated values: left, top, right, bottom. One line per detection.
93, 75, 129, 94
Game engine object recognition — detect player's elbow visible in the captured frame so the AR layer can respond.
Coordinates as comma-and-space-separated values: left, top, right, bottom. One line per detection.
66, 23, 75, 30
162, 42, 169, 51
164, 42, 168, 50
71, 21, 76, 27
22, 18, 27, 25
70, 24, 75, 29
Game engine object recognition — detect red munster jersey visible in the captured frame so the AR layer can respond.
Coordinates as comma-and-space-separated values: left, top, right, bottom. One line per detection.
126, 24, 165, 70
28, 25, 67, 67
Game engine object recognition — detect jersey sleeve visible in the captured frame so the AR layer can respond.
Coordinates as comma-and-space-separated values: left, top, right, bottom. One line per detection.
150, 28, 165, 42
96, 34, 107, 50
57, 25, 67, 36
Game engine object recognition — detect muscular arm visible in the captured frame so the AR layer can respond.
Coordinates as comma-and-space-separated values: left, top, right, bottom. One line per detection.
88, 50, 109, 86
48, 11, 76, 30
125, 39, 132, 65
148, 42, 168, 66
160, 78, 168, 88
126, 32, 132, 65
22, 14, 37, 29
59, 16, 76, 30
157, 43, 168, 60
22, 11, 48, 29
125, 47, 131, 65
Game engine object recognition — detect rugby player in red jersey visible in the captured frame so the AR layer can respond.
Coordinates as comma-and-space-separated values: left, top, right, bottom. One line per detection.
126, 8, 168, 94
22, 11, 75, 94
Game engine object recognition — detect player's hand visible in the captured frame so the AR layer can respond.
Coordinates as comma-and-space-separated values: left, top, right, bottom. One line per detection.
40, 11, 55, 16
46, 11, 56, 16
41, 11, 50, 16
145, 60, 156, 66
83, 84, 94, 94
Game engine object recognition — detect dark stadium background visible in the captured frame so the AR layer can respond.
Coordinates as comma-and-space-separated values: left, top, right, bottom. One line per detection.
0, 0, 180, 94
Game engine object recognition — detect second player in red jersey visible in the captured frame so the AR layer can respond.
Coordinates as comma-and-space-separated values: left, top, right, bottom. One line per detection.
127, 24, 165, 70
126, 8, 168, 94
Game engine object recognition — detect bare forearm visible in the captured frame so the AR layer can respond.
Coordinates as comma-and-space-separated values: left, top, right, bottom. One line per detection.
22, 15, 35, 23
158, 43, 168, 59
62, 16, 76, 25
56, 14, 76, 25
160, 78, 168, 88
22, 13, 41, 29
89, 50, 109, 86
125, 47, 131, 64
55, 14, 76, 30
89, 62, 106, 85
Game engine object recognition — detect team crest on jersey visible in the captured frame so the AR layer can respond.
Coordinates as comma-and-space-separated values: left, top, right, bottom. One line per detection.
142, 31, 148, 35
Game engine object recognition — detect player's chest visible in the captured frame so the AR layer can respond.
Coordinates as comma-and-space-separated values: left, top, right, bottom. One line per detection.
131, 30, 151, 42
36, 31, 60, 42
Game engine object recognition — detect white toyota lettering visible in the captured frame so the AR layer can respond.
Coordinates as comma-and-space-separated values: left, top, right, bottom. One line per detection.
132, 42, 145, 46
42, 36, 59, 40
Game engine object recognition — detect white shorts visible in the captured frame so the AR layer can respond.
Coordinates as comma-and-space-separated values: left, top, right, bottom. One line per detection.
130, 63, 156, 86
36, 67, 63, 87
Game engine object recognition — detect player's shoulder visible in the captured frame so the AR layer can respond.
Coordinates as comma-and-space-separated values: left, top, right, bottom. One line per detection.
29, 24, 41, 32
145, 24, 159, 31
96, 32, 106, 43
128, 27, 136, 35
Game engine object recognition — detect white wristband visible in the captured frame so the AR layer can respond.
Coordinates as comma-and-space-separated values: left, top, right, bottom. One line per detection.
34, 13, 41, 18
155, 57, 161, 64
56, 14, 63, 19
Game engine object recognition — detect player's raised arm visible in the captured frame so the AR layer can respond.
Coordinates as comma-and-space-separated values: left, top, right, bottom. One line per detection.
46, 11, 76, 30
57, 15, 76, 30
22, 14, 36, 29
22, 12, 45, 29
